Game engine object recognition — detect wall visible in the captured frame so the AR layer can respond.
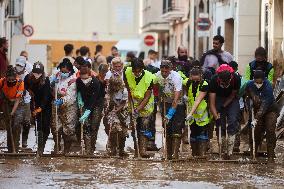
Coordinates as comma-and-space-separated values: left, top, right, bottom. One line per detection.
29, 40, 117, 64
24, 0, 140, 41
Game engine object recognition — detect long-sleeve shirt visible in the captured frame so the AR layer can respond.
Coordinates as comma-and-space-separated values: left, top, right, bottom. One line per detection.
24, 75, 52, 111
245, 79, 274, 117
76, 76, 101, 111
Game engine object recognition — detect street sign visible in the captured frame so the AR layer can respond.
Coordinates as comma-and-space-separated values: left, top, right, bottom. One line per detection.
144, 35, 155, 46
22, 25, 34, 37
197, 17, 211, 31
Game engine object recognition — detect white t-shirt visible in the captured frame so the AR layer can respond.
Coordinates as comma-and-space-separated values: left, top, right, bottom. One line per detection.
112, 88, 128, 106
155, 70, 182, 102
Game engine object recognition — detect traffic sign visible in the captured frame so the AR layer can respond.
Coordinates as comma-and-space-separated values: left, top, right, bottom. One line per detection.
22, 25, 34, 37
197, 17, 211, 31
144, 35, 155, 46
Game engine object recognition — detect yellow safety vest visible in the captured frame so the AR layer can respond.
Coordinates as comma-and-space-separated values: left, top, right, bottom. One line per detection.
186, 80, 210, 126
125, 67, 154, 117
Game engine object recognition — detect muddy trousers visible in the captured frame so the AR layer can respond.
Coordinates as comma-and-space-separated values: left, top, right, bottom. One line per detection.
147, 99, 158, 150
3, 100, 28, 153
162, 103, 184, 159
190, 122, 208, 157
51, 104, 78, 154
250, 111, 277, 159
83, 104, 103, 155
136, 116, 153, 158
35, 110, 51, 155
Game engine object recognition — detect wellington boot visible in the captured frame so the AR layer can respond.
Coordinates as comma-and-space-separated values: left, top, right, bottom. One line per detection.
138, 135, 150, 158
190, 142, 198, 157
118, 133, 128, 157
166, 135, 173, 160
197, 141, 208, 157
172, 137, 181, 160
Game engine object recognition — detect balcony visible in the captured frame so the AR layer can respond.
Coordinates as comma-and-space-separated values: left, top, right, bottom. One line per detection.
161, 0, 185, 21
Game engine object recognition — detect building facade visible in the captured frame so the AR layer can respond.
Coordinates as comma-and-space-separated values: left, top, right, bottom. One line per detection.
142, 0, 170, 57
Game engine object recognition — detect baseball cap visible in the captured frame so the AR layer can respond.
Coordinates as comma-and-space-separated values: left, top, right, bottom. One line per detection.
32, 62, 44, 73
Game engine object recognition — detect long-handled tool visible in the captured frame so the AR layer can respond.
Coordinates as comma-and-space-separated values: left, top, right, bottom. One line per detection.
250, 101, 256, 161
8, 115, 16, 153
34, 115, 39, 157
162, 98, 168, 160
54, 83, 59, 153
129, 98, 140, 159
218, 121, 222, 159
80, 108, 85, 155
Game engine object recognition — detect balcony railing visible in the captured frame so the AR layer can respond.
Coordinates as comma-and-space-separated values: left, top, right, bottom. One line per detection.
162, 0, 185, 21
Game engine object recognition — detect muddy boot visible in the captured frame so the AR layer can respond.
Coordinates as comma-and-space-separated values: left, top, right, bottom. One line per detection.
233, 133, 240, 153
190, 141, 198, 157
138, 135, 150, 158
64, 141, 72, 155
197, 141, 208, 157
166, 135, 173, 160
84, 135, 93, 155
118, 134, 128, 157
90, 128, 99, 153
172, 137, 181, 160
147, 140, 159, 151
37, 131, 48, 156
267, 144, 276, 163
22, 123, 30, 148
182, 127, 189, 144
221, 137, 227, 154
108, 132, 117, 156
225, 135, 236, 160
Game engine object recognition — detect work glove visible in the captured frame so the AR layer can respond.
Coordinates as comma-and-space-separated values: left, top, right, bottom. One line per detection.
165, 107, 176, 121
185, 114, 194, 122
32, 107, 42, 117
54, 98, 63, 106
77, 92, 84, 109
79, 109, 91, 123
50, 75, 59, 84
141, 130, 153, 139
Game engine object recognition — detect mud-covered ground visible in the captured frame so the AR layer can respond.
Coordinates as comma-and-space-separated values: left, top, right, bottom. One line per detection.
0, 113, 284, 189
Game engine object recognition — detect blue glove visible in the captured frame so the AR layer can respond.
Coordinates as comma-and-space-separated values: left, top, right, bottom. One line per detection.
50, 75, 59, 84
79, 109, 91, 123
77, 92, 84, 109
54, 98, 63, 106
165, 107, 176, 120
141, 130, 153, 139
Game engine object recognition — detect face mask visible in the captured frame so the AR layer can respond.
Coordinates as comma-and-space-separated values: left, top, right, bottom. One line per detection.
33, 73, 42, 80
82, 77, 92, 85
255, 83, 263, 89
178, 55, 188, 62
61, 72, 70, 79
7, 80, 17, 87
15, 65, 25, 73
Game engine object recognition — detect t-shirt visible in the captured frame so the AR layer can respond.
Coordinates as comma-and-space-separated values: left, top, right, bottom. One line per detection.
0, 78, 24, 100
154, 70, 182, 102
209, 73, 241, 97
112, 88, 128, 105
203, 51, 233, 70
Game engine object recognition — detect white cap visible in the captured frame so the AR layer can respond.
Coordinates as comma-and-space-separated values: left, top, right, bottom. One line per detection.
15, 56, 27, 67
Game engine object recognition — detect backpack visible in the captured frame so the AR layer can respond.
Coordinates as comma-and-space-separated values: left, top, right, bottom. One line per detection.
200, 49, 226, 67
249, 60, 273, 80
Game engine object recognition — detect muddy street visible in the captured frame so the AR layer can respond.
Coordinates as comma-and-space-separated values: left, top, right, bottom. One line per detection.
0, 114, 284, 189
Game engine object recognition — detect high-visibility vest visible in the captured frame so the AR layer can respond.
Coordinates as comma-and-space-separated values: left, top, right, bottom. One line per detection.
125, 67, 154, 117
187, 80, 210, 126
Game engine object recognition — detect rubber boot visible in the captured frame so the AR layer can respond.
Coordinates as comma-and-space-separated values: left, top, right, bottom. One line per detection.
22, 123, 30, 148
166, 135, 173, 160
118, 132, 128, 157
64, 141, 72, 155
221, 137, 227, 154
198, 141, 208, 157
38, 131, 48, 156
267, 143, 276, 163
147, 140, 159, 151
182, 127, 189, 144
138, 135, 150, 158
226, 135, 236, 159
14, 125, 21, 153
190, 141, 198, 157
52, 133, 62, 154
172, 137, 181, 160
108, 131, 117, 156
84, 135, 92, 155
90, 128, 99, 153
